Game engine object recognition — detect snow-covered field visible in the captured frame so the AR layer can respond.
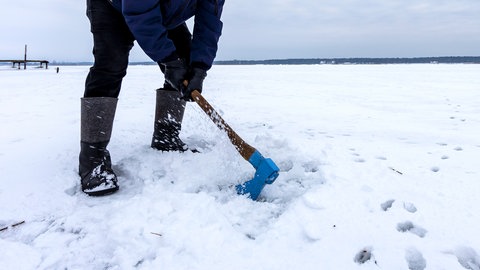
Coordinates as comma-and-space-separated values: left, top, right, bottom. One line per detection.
1, 64, 479, 269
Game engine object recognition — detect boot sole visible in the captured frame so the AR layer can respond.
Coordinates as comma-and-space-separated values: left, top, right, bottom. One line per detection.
83, 186, 119, 196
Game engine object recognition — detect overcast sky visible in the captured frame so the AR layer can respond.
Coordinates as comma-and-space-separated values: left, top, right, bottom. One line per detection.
1, 0, 479, 62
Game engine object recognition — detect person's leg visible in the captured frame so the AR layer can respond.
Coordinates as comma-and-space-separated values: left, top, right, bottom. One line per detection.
84, 0, 134, 98
152, 23, 192, 152
79, 0, 134, 195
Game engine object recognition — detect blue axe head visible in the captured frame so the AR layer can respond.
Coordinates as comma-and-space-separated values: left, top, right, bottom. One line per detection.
235, 150, 280, 200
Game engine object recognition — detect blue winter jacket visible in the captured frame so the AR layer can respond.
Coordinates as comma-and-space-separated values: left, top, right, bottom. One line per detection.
110, 0, 224, 70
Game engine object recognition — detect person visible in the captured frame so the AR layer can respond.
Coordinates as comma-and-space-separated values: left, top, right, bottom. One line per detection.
79, 0, 225, 196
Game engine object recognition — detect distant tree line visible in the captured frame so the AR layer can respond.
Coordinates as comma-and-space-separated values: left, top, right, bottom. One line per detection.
16, 56, 478, 67
214, 56, 480, 65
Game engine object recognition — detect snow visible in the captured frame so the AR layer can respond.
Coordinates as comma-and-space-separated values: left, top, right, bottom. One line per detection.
1, 64, 479, 269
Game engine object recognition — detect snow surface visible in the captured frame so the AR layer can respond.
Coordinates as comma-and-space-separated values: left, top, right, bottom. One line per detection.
1, 64, 479, 269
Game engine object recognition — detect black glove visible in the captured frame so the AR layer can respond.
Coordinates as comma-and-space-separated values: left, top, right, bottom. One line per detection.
183, 68, 207, 101
161, 58, 188, 92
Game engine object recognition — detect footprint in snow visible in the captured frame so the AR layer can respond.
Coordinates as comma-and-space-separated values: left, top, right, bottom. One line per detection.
397, 221, 427, 238
380, 199, 395, 211
405, 247, 427, 270
354, 158, 366, 163
354, 247, 375, 264
403, 202, 417, 213
381, 200, 417, 213
454, 246, 480, 270
454, 146, 463, 151
348, 149, 366, 163
302, 161, 320, 173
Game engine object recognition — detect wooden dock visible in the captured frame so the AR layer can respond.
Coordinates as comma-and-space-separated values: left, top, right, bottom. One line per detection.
1, 45, 49, 69
0, 59, 49, 69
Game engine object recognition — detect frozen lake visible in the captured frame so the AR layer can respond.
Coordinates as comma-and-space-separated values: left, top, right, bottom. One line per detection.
1, 64, 479, 269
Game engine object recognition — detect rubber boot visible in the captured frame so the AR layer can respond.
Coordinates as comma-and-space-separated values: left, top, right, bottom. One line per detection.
151, 88, 188, 152
79, 97, 119, 196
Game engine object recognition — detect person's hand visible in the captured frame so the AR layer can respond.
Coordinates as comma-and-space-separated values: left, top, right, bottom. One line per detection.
162, 58, 188, 92
183, 68, 207, 101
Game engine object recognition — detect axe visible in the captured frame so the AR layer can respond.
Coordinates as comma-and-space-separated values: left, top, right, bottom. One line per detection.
190, 89, 279, 200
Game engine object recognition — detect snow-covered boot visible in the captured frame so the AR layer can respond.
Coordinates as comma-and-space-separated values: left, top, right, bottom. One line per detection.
79, 97, 119, 196
151, 88, 188, 152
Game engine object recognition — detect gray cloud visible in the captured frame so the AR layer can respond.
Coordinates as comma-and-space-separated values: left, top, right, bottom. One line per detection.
1, 0, 479, 62
217, 0, 480, 59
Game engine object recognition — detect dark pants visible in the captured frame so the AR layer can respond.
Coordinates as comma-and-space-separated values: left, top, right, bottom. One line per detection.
84, 0, 192, 98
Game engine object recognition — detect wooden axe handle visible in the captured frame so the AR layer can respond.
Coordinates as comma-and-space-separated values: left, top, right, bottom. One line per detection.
191, 90, 256, 161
